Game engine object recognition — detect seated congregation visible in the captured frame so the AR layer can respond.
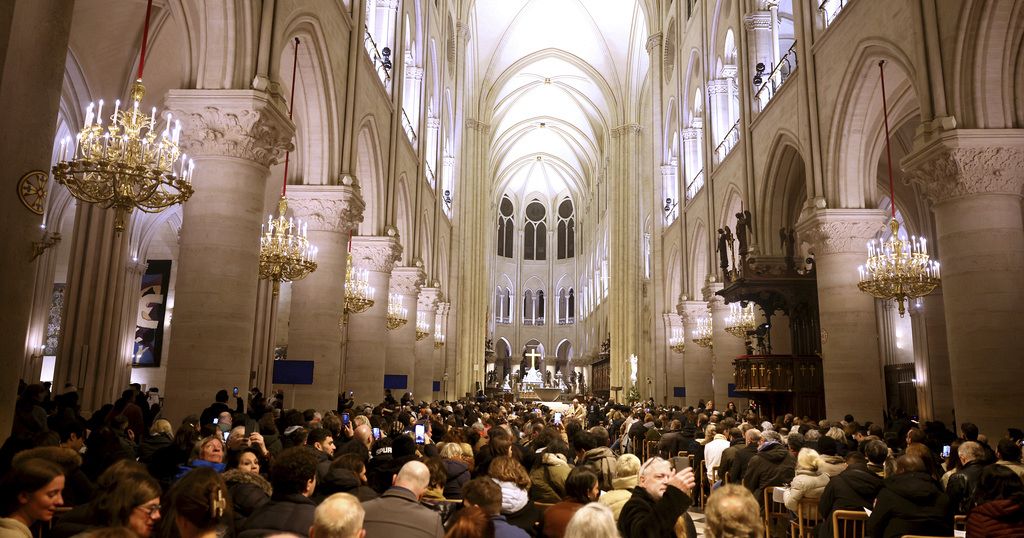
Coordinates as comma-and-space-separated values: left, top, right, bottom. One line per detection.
2, 384, 1023, 538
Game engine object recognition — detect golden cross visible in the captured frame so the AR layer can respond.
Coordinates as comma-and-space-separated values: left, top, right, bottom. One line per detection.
525, 349, 542, 370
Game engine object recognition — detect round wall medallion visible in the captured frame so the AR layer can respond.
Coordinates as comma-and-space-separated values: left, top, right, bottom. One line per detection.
18, 170, 48, 215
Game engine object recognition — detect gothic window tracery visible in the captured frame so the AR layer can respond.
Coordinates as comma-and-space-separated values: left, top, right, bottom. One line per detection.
524, 200, 546, 260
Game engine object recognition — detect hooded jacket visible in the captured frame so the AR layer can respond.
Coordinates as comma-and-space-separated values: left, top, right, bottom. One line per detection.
221, 469, 272, 528
816, 462, 884, 538
867, 471, 953, 538
528, 452, 571, 503
966, 498, 1024, 537
582, 446, 618, 491
599, 474, 639, 519
784, 469, 830, 511
742, 442, 796, 504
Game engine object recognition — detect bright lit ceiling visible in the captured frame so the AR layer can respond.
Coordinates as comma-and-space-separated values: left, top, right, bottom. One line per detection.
468, 0, 649, 206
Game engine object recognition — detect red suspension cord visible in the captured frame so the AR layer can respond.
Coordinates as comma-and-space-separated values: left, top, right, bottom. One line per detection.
878, 60, 896, 220
136, 0, 154, 81
282, 37, 300, 197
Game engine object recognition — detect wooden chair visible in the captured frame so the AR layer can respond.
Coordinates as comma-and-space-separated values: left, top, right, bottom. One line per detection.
762, 486, 789, 538
789, 497, 821, 538
645, 439, 659, 461
953, 514, 966, 531
697, 459, 711, 507
832, 509, 868, 538
533, 501, 555, 512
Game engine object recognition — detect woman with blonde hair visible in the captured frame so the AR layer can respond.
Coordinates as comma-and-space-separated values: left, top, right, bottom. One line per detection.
599, 453, 640, 519
564, 502, 619, 538
487, 456, 540, 535
783, 448, 829, 511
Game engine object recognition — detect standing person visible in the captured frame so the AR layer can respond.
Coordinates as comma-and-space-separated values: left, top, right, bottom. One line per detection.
361, 461, 444, 538
93, 471, 164, 538
165, 467, 232, 538
599, 453, 641, 520
618, 457, 697, 538
0, 459, 64, 538
239, 447, 319, 537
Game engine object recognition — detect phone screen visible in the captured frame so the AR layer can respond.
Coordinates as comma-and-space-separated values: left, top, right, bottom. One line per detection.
942, 445, 951, 458
372, 427, 381, 440
342, 413, 350, 426
554, 413, 562, 424
222, 431, 230, 442
415, 424, 426, 444
212, 418, 219, 425
232, 386, 239, 397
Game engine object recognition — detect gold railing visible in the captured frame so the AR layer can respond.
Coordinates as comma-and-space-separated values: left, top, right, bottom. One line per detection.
753, 42, 798, 113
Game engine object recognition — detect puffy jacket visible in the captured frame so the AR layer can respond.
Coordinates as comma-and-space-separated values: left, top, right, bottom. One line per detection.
222, 469, 271, 529
742, 442, 795, 504
599, 475, 638, 519
443, 458, 470, 499
528, 452, 571, 503
784, 469, 829, 511
966, 498, 1024, 537
867, 471, 953, 538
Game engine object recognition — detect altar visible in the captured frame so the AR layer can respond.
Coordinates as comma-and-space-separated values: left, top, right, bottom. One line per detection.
513, 348, 564, 403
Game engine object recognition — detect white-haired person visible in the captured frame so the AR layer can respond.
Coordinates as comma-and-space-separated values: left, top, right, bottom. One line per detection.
618, 457, 697, 538
598, 453, 640, 520
564, 502, 619, 538
310, 493, 364, 538
783, 448, 829, 512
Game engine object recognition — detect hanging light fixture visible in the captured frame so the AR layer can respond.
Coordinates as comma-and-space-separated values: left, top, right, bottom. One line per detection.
386, 293, 409, 330
724, 302, 757, 339
340, 249, 375, 326
857, 60, 940, 317
53, 0, 194, 233
690, 313, 713, 348
415, 318, 430, 341
258, 38, 317, 295
434, 324, 446, 349
668, 326, 686, 354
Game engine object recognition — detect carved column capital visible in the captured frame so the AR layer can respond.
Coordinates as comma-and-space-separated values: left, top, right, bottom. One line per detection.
611, 123, 642, 138
285, 184, 365, 233
645, 33, 663, 54
164, 89, 294, 168
706, 79, 731, 95
681, 127, 703, 140
660, 164, 678, 178
351, 235, 402, 272
405, 66, 424, 81
744, 11, 772, 30
902, 131, 1024, 204
465, 119, 490, 133
390, 266, 425, 295
678, 300, 711, 326
426, 116, 441, 130
418, 287, 441, 312
795, 208, 887, 256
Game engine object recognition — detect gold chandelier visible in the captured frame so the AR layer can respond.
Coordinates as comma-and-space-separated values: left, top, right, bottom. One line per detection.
415, 318, 430, 341
341, 251, 374, 324
690, 313, 713, 348
53, 0, 193, 234
434, 325, 446, 349
724, 302, 757, 339
258, 38, 317, 295
668, 326, 686, 354
857, 61, 940, 317
386, 293, 408, 330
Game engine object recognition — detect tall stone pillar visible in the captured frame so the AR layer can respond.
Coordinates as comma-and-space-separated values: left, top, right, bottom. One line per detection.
679, 300, 713, 408
285, 184, 364, 412
797, 208, 887, 424
608, 124, 643, 400
53, 205, 144, 413
0, 0, 74, 434
250, 280, 278, 395
908, 292, 954, 424
387, 266, 425, 397
744, 11, 773, 77
707, 79, 731, 152
415, 288, 440, 399
705, 283, 747, 409
664, 313, 685, 406
23, 231, 62, 383
162, 90, 293, 422
435, 302, 451, 398
345, 235, 401, 404
904, 137, 1024, 436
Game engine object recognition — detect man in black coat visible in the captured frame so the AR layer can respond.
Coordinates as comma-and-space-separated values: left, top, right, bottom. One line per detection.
618, 458, 698, 538
742, 430, 795, 505
945, 440, 987, 514
817, 452, 884, 538
657, 420, 688, 458
728, 428, 761, 485
239, 447, 319, 538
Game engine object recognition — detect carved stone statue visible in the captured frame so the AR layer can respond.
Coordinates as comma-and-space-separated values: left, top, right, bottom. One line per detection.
545, 370, 552, 386
717, 228, 730, 272
736, 210, 753, 256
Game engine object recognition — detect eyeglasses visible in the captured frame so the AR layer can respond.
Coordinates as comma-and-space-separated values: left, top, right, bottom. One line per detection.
136, 504, 161, 517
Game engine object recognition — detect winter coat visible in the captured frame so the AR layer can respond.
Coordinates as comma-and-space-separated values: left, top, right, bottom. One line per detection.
617, 486, 696, 538
599, 475, 638, 519
238, 493, 317, 538
313, 467, 378, 503
947, 460, 986, 514
816, 463, 884, 538
138, 432, 172, 463
540, 500, 584, 538
0, 518, 31, 538
656, 430, 688, 459
443, 458, 471, 499
784, 469, 829, 511
528, 453, 571, 503
491, 514, 530, 538
362, 487, 445, 538
501, 494, 543, 537
582, 446, 618, 491
728, 444, 758, 484
997, 460, 1024, 483
966, 498, 1024, 537
742, 442, 796, 504
222, 469, 272, 526
817, 455, 847, 477
867, 471, 953, 538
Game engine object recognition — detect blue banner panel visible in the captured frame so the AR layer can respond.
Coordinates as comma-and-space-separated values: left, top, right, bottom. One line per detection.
728, 383, 740, 397
673, 386, 686, 397
432, 381, 441, 392
384, 375, 408, 390
273, 360, 314, 385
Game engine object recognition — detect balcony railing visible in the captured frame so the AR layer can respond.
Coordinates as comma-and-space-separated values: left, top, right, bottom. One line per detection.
557, 318, 576, 326
663, 197, 679, 224
685, 169, 705, 202
714, 121, 740, 164
522, 318, 546, 326
363, 30, 392, 87
495, 316, 511, 325
401, 109, 417, 146
819, 0, 848, 29
425, 162, 435, 188
753, 41, 798, 113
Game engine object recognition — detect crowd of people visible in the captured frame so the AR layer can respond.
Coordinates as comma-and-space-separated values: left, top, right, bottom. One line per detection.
2, 382, 1024, 538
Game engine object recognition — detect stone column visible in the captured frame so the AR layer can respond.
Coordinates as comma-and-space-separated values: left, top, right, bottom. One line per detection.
904, 138, 1024, 436
0, 0, 74, 434
285, 184, 365, 412
705, 283, 748, 409
387, 266, 425, 397
250, 280, 277, 395
23, 231, 62, 382
608, 124, 643, 399
707, 79, 731, 154
54, 205, 146, 412
162, 90, 293, 423
744, 11, 773, 80
679, 300, 713, 407
415, 288, 440, 399
345, 235, 401, 404
664, 313, 685, 406
435, 301, 451, 398
797, 208, 887, 424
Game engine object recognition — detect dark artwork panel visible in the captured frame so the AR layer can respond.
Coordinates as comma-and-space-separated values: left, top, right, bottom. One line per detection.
133, 260, 172, 367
